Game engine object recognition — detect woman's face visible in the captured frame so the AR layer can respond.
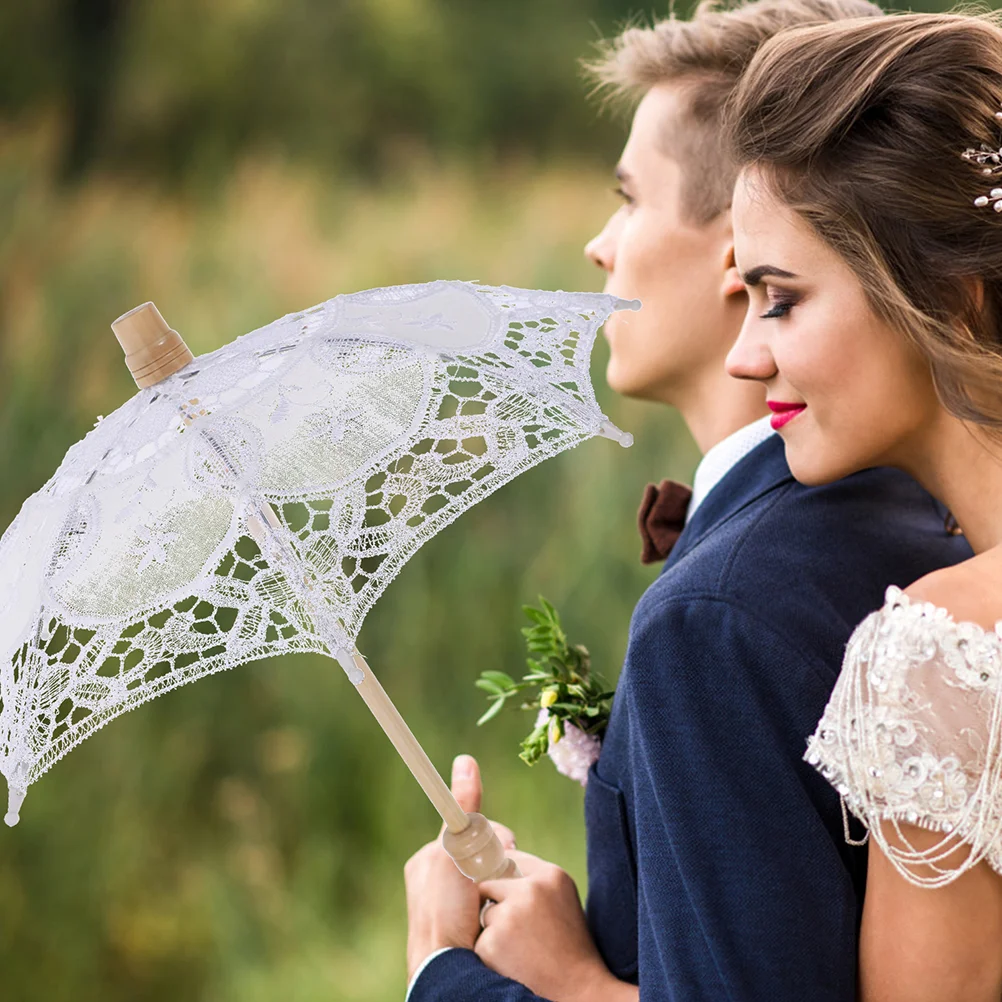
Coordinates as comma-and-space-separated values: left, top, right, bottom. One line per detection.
726, 166, 942, 485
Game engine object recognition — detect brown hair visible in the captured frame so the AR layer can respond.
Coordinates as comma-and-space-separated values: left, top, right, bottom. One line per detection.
726, 11, 1002, 430
582, 0, 884, 223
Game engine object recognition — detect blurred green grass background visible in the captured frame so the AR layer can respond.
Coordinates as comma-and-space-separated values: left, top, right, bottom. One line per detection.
0, 0, 963, 998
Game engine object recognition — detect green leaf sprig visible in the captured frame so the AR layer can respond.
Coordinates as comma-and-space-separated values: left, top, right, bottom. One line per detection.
474, 597, 615, 766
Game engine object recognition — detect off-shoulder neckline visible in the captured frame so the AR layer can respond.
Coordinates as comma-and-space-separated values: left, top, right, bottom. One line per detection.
882, 584, 1002, 639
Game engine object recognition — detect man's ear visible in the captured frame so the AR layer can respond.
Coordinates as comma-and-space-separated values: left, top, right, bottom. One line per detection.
721, 242, 746, 300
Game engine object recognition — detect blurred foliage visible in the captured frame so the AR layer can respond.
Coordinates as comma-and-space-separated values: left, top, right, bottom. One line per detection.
0, 0, 664, 187
0, 0, 972, 187
0, 0, 972, 998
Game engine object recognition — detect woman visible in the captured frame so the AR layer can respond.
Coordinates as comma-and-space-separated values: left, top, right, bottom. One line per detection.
721, 11, 1002, 1001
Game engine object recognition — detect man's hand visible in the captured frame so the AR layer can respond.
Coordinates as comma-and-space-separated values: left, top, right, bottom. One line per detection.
404, 754, 516, 983
476, 851, 638, 1002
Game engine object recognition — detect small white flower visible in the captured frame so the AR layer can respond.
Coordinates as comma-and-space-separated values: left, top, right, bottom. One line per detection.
536, 708, 601, 787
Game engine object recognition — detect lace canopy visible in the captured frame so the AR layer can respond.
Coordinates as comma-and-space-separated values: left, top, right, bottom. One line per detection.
0, 280, 638, 825
807, 586, 1002, 887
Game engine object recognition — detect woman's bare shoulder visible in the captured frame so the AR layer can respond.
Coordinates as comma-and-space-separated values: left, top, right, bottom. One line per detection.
904, 550, 1002, 632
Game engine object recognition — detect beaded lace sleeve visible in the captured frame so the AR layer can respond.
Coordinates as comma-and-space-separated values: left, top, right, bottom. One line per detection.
805, 586, 1002, 887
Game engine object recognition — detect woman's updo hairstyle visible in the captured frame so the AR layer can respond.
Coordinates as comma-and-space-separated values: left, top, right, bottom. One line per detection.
725, 11, 1002, 430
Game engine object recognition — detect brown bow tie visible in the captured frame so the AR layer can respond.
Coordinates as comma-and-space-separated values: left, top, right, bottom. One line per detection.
638, 479, 693, 564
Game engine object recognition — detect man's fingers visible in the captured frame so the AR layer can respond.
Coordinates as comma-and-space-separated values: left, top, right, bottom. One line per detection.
477, 849, 547, 895
434, 758, 516, 852
450, 754, 482, 814
488, 820, 516, 849
451, 754, 483, 813
439, 754, 483, 836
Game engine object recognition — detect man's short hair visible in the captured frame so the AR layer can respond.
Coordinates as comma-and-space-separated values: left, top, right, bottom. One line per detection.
583, 0, 884, 223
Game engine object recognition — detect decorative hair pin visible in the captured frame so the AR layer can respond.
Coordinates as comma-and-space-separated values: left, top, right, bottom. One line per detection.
963, 109, 1002, 212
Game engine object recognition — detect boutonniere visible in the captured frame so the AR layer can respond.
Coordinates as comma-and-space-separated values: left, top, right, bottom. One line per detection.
474, 597, 615, 786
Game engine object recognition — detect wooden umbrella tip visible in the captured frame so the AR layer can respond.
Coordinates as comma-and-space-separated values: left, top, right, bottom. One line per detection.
113, 300, 159, 324
111, 302, 170, 349
111, 301, 194, 388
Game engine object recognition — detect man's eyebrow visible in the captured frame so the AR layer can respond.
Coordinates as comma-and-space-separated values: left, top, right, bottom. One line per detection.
742, 265, 799, 286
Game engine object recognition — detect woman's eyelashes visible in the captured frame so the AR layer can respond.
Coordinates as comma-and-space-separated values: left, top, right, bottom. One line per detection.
759, 295, 797, 320
612, 185, 634, 206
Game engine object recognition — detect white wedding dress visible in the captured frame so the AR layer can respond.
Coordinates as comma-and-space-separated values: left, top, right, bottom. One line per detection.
806, 585, 1002, 887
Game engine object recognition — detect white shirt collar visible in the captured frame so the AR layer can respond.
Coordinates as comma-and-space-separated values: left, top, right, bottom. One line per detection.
686, 415, 775, 523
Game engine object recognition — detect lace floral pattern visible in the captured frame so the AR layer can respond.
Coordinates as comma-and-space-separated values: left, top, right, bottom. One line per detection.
806, 585, 1002, 887
0, 280, 637, 823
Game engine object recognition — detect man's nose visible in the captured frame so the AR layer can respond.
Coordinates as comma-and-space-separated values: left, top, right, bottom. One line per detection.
585, 226, 613, 272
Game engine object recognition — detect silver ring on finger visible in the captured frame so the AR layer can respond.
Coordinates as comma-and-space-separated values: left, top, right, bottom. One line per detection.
479, 897, 496, 930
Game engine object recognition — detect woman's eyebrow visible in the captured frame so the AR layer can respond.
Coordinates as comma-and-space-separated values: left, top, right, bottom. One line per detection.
742, 265, 799, 286
614, 165, 632, 184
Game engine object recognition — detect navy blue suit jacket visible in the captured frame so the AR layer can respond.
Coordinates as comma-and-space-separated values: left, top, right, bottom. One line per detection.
409, 436, 971, 1001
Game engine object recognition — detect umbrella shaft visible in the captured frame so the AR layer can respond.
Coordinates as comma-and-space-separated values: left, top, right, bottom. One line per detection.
341, 647, 470, 833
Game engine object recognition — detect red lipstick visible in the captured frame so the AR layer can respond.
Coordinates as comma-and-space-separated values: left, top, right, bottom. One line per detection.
768, 400, 806, 431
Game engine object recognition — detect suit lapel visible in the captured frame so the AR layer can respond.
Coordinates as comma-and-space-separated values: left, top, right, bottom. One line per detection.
664, 435, 794, 572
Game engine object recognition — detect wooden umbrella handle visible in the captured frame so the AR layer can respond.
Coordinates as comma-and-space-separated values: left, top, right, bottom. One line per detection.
441, 811, 523, 881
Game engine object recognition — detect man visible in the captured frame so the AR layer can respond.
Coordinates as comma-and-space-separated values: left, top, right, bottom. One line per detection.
403, 1, 970, 999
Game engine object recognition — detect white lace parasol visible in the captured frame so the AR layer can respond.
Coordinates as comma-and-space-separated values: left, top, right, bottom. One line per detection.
0, 279, 637, 833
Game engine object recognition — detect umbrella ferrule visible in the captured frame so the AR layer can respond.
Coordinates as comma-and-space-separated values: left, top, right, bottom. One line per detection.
598, 419, 634, 449
613, 297, 642, 312
4, 765, 27, 827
